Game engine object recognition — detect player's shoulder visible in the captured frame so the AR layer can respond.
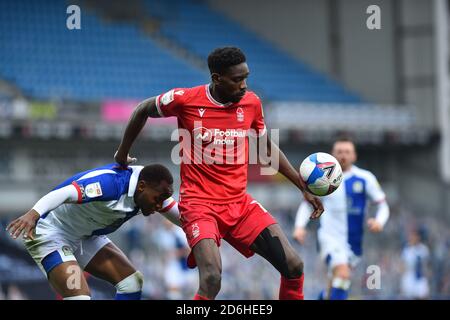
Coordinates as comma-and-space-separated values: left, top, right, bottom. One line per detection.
418, 243, 430, 255
159, 87, 187, 102
160, 85, 204, 104
240, 90, 263, 113
244, 90, 262, 103
128, 165, 144, 171
76, 164, 132, 191
351, 165, 378, 182
174, 85, 205, 97
79, 163, 130, 178
81, 164, 134, 199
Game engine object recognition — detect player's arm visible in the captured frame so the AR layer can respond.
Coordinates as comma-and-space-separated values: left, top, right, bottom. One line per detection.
399, 249, 407, 273
424, 247, 432, 280
6, 184, 79, 240
293, 201, 313, 244
366, 173, 390, 232
158, 197, 181, 227
250, 97, 323, 218
367, 200, 389, 232
264, 134, 324, 219
115, 97, 160, 166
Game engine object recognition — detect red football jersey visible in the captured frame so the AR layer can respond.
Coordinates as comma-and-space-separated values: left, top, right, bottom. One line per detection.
155, 84, 266, 204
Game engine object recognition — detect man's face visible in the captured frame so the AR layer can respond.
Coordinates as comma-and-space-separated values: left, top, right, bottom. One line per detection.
408, 231, 420, 245
213, 62, 249, 103
332, 141, 357, 171
134, 180, 173, 216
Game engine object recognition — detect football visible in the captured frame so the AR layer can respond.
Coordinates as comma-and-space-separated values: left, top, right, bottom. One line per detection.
300, 152, 343, 196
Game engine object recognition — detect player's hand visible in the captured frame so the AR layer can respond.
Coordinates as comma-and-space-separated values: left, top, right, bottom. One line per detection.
6, 209, 40, 240
114, 150, 137, 167
303, 191, 324, 219
293, 227, 307, 245
367, 218, 383, 233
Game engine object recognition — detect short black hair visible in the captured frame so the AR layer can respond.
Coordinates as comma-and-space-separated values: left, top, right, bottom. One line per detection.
138, 164, 173, 187
207, 46, 246, 75
335, 136, 354, 144
333, 135, 357, 151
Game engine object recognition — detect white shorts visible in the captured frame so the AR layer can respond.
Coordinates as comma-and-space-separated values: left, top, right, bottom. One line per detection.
401, 275, 430, 299
318, 232, 361, 271
23, 218, 111, 276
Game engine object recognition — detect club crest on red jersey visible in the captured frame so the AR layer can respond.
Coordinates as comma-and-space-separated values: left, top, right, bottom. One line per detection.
236, 107, 244, 122
191, 223, 200, 239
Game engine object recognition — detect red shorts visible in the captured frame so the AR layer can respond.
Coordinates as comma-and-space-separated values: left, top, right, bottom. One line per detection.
179, 194, 277, 268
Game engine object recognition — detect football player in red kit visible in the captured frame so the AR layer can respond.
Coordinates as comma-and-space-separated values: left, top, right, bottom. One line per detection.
115, 47, 324, 300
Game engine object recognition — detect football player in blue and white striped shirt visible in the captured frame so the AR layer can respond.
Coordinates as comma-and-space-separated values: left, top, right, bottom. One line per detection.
400, 228, 430, 299
293, 138, 390, 300
7, 163, 180, 300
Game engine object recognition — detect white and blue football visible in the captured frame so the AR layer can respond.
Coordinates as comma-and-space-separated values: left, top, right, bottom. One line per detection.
300, 152, 343, 196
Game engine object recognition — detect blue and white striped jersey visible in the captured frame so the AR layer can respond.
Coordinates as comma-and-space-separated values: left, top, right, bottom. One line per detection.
40, 164, 175, 238
402, 243, 430, 280
296, 165, 387, 257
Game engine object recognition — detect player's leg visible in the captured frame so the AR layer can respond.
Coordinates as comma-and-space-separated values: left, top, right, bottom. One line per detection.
328, 263, 351, 300
316, 233, 352, 300
46, 260, 91, 299
317, 279, 332, 300
250, 224, 305, 299
23, 223, 91, 299
191, 238, 222, 300
179, 201, 225, 300
225, 195, 303, 299
80, 238, 143, 300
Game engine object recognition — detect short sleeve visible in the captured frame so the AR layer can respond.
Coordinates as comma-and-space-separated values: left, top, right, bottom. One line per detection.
159, 197, 177, 213
365, 172, 386, 203
72, 174, 120, 204
155, 88, 186, 117
251, 95, 267, 137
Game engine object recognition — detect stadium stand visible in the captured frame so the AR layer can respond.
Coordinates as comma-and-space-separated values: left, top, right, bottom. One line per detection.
0, 0, 447, 301
0, 0, 207, 101
145, 0, 362, 102
0, 0, 361, 103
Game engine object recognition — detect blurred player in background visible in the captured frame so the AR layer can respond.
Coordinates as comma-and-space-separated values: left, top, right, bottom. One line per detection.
6, 163, 180, 300
293, 138, 389, 299
115, 46, 324, 300
400, 228, 431, 299
158, 219, 198, 299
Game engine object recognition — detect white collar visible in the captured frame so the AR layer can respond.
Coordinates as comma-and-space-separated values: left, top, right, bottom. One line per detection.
205, 84, 233, 107
128, 166, 144, 197
343, 165, 359, 178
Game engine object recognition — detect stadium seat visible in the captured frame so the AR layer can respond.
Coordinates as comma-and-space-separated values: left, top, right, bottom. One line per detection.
144, 0, 362, 103
0, 0, 208, 101
0, 0, 362, 103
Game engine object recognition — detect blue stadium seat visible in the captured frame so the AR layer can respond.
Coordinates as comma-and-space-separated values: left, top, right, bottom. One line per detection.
0, 0, 362, 103
144, 0, 362, 103
0, 0, 208, 101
